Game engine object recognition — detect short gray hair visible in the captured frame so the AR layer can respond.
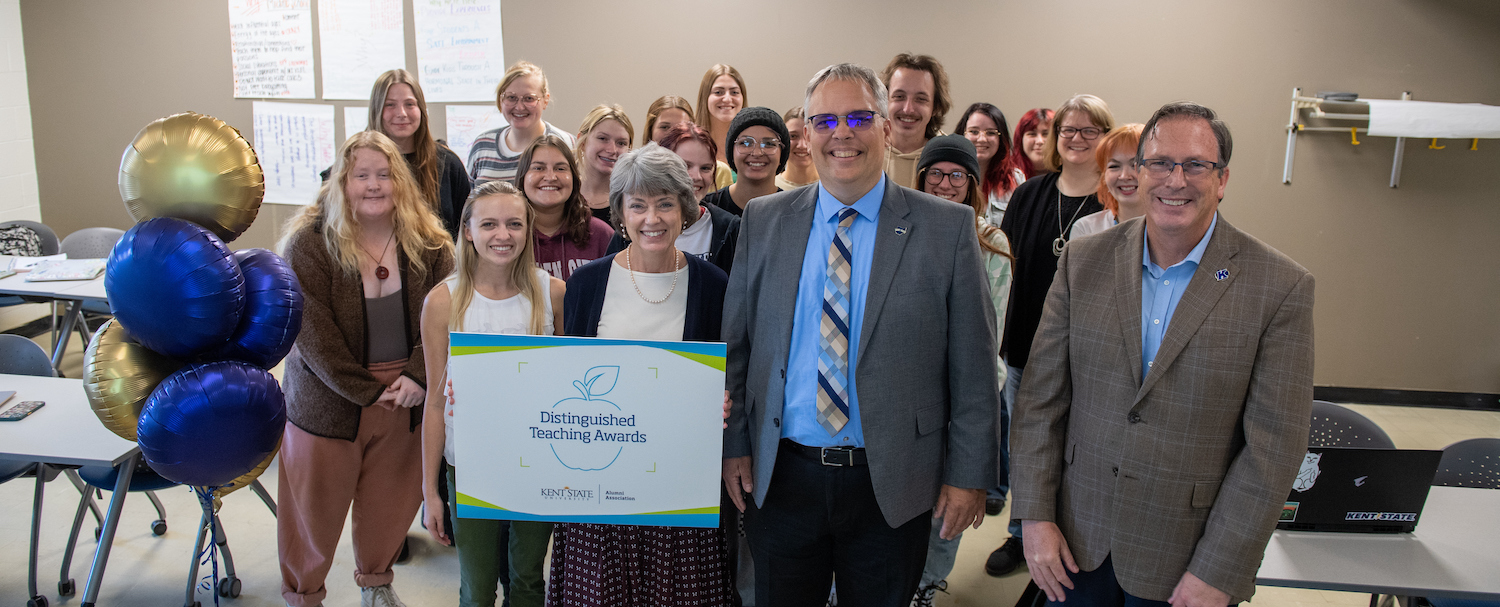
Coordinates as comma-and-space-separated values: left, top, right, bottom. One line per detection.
803, 63, 889, 119
608, 142, 701, 232
1138, 101, 1233, 169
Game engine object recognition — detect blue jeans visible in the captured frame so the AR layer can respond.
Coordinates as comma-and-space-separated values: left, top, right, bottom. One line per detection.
918, 516, 961, 587
993, 364, 1023, 538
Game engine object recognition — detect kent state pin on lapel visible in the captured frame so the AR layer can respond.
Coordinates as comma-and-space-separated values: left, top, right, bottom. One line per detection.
1215, 269, 1230, 281
894, 226, 907, 235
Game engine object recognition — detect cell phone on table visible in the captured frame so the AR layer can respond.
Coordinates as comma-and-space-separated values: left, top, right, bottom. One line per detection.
0, 400, 44, 421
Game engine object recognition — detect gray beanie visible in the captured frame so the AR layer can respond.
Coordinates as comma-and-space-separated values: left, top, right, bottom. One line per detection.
726, 106, 791, 175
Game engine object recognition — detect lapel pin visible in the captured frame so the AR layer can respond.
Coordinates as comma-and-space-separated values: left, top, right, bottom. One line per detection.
1215, 269, 1229, 281
894, 226, 907, 235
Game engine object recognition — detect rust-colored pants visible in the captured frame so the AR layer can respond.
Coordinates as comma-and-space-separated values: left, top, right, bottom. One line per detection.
278, 361, 422, 607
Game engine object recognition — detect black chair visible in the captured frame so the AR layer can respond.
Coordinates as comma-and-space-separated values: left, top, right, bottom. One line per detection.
1432, 438, 1500, 489
57, 227, 123, 342
1308, 400, 1395, 448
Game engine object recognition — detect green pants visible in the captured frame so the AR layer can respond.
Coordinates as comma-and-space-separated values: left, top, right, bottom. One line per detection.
446, 465, 553, 607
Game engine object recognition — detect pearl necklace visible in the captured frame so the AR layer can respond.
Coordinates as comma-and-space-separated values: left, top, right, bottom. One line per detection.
624, 246, 682, 304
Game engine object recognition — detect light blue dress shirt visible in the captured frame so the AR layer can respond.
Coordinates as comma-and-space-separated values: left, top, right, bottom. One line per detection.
782, 175, 885, 447
1141, 213, 1218, 380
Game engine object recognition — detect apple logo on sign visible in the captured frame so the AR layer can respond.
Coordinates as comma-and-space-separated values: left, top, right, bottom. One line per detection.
550, 365, 624, 471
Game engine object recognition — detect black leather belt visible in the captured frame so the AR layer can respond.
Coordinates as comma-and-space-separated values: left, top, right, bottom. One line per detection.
782, 438, 867, 467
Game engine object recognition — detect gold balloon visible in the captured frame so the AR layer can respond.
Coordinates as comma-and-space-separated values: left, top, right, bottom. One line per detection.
119, 112, 264, 243
213, 440, 278, 500
83, 319, 183, 442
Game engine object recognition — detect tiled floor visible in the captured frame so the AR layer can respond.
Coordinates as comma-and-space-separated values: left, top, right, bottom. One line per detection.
2, 304, 1495, 606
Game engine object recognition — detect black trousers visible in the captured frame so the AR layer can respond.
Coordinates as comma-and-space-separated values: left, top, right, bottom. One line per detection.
744, 442, 930, 607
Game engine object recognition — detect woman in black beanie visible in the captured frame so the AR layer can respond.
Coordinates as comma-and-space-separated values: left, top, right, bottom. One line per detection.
699, 106, 789, 216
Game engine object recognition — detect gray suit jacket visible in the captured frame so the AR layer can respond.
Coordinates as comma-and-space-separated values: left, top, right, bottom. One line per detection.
1010, 216, 1315, 603
723, 178, 1000, 528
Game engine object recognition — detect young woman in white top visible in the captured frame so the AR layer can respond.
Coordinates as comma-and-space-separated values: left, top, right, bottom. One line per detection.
1071, 124, 1146, 239
420, 180, 565, 607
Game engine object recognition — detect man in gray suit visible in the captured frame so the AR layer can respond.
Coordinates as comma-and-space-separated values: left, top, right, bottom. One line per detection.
1011, 102, 1315, 607
722, 63, 1000, 606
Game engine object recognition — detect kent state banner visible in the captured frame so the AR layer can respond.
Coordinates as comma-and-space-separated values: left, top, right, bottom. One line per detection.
447, 333, 726, 528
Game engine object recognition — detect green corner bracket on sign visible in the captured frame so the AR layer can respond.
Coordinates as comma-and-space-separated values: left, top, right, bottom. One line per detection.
647, 462, 656, 472
518, 361, 527, 372
649, 367, 658, 378
520, 457, 529, 468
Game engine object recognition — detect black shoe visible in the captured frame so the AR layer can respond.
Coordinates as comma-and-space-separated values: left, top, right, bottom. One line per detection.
985, 498, 1005, 516
984, 537, 1025, 577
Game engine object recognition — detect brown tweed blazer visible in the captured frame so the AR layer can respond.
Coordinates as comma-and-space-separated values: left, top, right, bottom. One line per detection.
1010, 215, 1314, 603
281, 223, 455, 441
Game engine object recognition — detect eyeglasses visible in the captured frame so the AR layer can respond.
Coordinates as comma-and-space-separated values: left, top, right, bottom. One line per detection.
1136, 158, 1224, 177
923, 168, 970, 187
1057, 126, 1103, 140
734, 137, 783, 151
500, 94, 542, 107
964, 128, 1001, 139
807, 111, 879, 133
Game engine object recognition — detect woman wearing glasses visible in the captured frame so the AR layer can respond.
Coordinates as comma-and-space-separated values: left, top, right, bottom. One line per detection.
1071, 124, 1146, 239
955, 102, 1024, 226
911, 134, 1013, 606
986, 95, 1115, 579
468, 61, 576, 185
608, 123, 741, 276
699, 107, 789, 217
575, 104, 635, 226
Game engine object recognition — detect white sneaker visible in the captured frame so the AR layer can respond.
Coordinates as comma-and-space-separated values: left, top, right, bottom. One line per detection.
361, 584, 407, 607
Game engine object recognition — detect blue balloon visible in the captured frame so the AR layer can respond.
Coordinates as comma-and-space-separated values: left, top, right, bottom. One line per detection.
136, 361, 286, 487
106, 217, 245, 359
206, 248, 303, 368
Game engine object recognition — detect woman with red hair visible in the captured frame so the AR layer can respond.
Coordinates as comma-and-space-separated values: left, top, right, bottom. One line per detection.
956, 102, 1025, 226
1007, 107, 1055, 180
1071, 124, 1146, 238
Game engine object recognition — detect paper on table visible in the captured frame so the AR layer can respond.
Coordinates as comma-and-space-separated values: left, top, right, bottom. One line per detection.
1366, 99, 1500, 139
344, 106, 368, 142
318, 0, 407, 100
446, 105, 506, 173
413, 0, 504, 102
9, 254, 67, 271
227, 0, 315, 99
253, 102, 336, 205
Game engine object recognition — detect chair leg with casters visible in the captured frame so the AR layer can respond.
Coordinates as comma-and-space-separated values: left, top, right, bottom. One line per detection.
249, 478, 277, 517
213, 514, 242, 598
28, 463, 50, 607
62, 469, 104, 529
57, 472, 99, 597
146, 490, 168, 535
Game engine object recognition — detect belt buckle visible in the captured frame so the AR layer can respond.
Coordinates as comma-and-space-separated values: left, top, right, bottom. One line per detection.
819, 447, 851, 467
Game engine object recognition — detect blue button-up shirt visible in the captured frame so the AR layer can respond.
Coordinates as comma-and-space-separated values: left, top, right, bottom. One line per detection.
1141, 213, 1218, 380
782, 175, 885, 447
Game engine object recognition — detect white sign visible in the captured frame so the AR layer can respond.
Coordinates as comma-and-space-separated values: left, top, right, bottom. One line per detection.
252, 102, 336, 205
317, 0, 407, 100
448, 334, 725, 527
413, 0, 505, 102
343, 106, 368, 142
227, 0, 315, 99
444, 104, 505, 172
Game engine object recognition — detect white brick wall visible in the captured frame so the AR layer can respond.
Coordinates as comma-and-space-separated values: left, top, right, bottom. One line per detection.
0, 0, 39, 224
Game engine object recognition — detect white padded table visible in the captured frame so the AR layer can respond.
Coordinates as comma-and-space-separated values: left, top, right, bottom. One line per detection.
1257, 486, 1500, 602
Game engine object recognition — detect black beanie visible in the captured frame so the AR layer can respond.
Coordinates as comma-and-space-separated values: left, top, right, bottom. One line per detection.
726, 106, 791, 175
918, 134, 980, 182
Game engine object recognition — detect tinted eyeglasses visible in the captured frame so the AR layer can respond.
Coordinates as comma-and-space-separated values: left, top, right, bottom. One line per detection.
807, 111, 879, 133
1136, 158, 1224, 177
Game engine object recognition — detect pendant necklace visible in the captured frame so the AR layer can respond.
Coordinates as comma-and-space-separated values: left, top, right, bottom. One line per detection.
359, 231, 397, 280
625, 245, 682, 304
1053, 188, 1088, 257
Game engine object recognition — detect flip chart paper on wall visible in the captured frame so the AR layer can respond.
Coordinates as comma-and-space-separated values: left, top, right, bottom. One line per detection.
227, 0, 315, 99
413, 0, 505, 102
252, 102, 335, 205
448, 334, 725, 528
445, 105, 506, 172
343, 106, 368, 142
317, 0, 407, 100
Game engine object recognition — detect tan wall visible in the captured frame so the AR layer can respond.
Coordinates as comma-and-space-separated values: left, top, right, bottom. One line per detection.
20, 0, 1500, 393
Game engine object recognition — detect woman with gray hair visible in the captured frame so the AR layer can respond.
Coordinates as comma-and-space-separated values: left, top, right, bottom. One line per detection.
546, 143, 733, 606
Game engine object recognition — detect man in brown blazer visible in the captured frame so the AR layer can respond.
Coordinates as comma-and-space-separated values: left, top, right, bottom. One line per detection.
1010, 102, 1315, 607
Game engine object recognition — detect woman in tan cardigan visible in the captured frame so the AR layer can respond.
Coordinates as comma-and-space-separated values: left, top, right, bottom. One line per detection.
276, 130, 454, 607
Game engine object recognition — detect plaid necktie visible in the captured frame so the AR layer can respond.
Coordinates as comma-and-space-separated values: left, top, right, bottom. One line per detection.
817, 207, 858, 435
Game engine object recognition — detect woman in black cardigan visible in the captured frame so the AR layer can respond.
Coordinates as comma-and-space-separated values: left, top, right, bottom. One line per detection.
549, 143, 732, 606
